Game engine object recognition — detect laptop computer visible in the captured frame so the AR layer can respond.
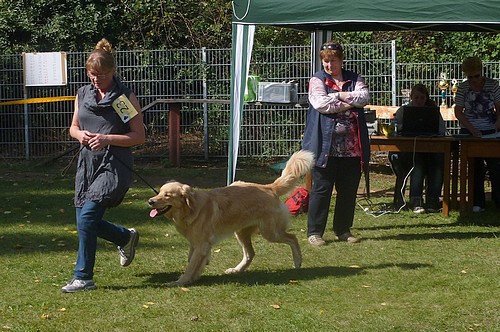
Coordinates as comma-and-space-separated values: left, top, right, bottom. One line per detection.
400, 105, 441, 137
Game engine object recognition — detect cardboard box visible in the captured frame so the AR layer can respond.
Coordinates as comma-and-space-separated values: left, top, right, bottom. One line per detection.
257, 82, 298, 104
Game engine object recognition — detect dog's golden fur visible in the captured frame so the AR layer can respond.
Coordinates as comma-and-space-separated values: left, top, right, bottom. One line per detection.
148, 150, 314, 286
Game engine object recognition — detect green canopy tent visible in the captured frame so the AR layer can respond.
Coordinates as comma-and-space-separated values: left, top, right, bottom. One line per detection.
228, 0, 500, 184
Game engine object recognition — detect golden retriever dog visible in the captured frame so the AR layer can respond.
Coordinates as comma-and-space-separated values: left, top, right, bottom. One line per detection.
148, 150, 314, 286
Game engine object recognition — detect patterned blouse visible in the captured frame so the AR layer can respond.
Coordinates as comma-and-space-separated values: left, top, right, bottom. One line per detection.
308, 74, 369, 157
455, 77, 500, 131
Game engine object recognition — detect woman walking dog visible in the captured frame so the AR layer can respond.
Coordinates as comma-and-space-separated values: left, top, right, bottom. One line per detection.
62, 38, 145, 293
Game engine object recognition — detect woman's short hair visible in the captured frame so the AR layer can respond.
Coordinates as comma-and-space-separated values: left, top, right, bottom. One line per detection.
461, 56, 482, 75
320, 41, 344, 61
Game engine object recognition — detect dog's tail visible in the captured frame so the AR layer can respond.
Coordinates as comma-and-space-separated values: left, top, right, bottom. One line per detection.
271, 150, 315, 197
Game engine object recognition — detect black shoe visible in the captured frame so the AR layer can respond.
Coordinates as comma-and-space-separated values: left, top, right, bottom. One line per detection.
426, 201, 441, 213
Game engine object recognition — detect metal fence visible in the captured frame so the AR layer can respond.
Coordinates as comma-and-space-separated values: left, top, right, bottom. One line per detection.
1, 43, 499, 161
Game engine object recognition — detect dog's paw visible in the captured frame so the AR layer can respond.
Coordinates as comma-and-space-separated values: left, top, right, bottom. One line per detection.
224, 267, 241, 274
167, 280, 187, 287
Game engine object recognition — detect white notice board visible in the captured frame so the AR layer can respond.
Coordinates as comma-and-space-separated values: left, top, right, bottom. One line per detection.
23, 52, 68, 86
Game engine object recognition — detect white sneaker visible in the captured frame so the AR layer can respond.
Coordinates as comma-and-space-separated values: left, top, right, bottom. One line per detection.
472, 206, 485, 213
308, 235, 326, 246
118, 228, 139, 267
335, 232, 361, 243
412, 206, 425, 214
61, 278, 96, 293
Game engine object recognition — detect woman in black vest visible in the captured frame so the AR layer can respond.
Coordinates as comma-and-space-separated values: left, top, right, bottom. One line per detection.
302, 41, 370, 246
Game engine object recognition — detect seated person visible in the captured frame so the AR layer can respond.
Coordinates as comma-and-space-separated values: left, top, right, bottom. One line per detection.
454, 56, 500, 212
390, 83, 445, 213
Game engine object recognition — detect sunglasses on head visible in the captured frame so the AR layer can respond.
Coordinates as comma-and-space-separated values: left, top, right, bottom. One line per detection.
321, 44, 341, 51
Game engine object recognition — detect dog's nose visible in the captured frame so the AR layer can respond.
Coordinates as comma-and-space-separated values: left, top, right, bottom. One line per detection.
148, 198, 155, 206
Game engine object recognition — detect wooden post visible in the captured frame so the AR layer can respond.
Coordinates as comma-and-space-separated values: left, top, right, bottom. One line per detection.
168, 103, 181, 167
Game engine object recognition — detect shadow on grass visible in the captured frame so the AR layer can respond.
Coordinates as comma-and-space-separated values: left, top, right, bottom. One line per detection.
0, 230, 186, 257
356, 222, 457, 231
357, 215, 500, 230
0, 231, 80, 255
372, 231, 497, 241
456, 211, 500, 226
111, 262, 432, 289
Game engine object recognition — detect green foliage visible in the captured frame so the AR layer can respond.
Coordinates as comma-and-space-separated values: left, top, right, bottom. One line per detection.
0, 0, 233, 52
333, 31, 500, 62
113, 0, 234, 49
254, 26, 310, 47
0, 0, 123, 52
0, 0, 499, 63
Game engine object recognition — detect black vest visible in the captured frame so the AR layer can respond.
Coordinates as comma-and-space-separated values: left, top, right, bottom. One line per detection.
302, 69, 370, 172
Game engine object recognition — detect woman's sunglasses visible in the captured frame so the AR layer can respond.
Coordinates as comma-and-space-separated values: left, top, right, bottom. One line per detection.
321, 44, 342, 51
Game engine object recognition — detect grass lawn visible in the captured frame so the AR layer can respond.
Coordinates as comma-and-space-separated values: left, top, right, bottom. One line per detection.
0, 159, 498, 332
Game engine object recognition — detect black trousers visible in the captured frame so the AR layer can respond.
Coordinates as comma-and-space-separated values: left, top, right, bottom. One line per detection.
460, 128, 500, 208
472, 157, 500, 208
307, 157, 361, 237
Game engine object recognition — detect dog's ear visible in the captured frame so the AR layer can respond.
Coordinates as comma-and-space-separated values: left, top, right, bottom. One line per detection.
180, 184, 195, 210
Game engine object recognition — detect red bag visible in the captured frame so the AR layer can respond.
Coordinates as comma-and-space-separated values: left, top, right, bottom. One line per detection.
285, 187, 309, 215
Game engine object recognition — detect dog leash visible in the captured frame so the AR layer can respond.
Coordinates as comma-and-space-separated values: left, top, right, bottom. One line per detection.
62, 145, 159, 195
61, 145, 84, 177
105, 146, 159, 195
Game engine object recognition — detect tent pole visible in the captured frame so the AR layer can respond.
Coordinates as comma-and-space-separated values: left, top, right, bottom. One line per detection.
227, 23, 255, 185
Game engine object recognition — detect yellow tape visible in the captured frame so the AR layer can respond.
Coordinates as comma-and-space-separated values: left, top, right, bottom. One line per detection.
0, 96, 75, 106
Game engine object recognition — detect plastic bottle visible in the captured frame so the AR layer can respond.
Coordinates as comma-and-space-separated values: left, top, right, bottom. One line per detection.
390, 116, 398, 136
244, 75, 261, 102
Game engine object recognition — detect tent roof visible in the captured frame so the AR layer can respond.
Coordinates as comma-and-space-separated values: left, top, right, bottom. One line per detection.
232, 0, 500, 32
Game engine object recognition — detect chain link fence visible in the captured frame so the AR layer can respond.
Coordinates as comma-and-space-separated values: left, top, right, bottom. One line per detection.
1, 43, 498, 161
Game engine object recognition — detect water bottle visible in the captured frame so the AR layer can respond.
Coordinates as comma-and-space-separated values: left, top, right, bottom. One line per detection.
244, 75, 261, 102
390, 116, 398, 136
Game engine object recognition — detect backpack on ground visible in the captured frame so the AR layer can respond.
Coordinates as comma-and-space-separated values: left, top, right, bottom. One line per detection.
285, 187, 309, 215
